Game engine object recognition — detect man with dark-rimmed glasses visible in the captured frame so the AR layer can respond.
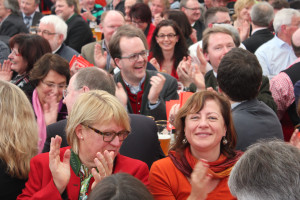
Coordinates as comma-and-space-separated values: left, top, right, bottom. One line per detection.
110, 25, 178, 121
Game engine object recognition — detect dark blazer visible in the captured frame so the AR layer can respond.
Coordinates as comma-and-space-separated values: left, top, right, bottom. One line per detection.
65, 14, 95, 53
232, 99, 283, 151
43, 114, 165, 168
242, 28, 274, 54
0, 160, 26, 200
205, 70, 278, 113
0, 13, 28, 37
55, 43, 79, 62
193, 20, 205, 41
114, 70, 179, 120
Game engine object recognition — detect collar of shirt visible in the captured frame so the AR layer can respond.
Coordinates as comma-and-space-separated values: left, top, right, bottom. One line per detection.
52, 44, 63, 54
22, 12, 35, 19
231, 101, 245, 109
274, 35, 291, 49
123, 75, 146, 94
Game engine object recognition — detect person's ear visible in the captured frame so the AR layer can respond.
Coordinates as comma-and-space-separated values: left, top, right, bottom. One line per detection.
204, 52, 210, 62
114, 58, 121, 69
75, 124, 84, 140
82, 86, 90, 92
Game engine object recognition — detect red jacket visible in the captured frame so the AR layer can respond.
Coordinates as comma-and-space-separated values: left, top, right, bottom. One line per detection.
17, 147, 149, 200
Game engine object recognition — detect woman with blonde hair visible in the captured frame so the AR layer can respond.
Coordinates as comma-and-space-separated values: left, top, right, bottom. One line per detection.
18, 90, 149, 199
233, 0, 256, 41
0, 80, 38, 200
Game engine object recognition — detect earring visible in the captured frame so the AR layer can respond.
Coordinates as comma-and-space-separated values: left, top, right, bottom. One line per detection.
81, 136, 84, 140
222, 136, 228, 145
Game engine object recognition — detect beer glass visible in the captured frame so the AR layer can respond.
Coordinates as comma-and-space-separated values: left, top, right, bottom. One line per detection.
156, 120, 171, 156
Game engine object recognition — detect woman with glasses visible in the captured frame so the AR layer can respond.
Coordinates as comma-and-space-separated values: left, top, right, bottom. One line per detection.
18, 90, 149, 200
29, 53, 70, 153
0, 33, 51, 97
150, 20, 188, 79
0, 80, 38, 200
129, 3, 156, 49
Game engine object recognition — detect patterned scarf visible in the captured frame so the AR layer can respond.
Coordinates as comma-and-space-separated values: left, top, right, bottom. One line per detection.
70, 150, 92, 200
169, 146, 243, 179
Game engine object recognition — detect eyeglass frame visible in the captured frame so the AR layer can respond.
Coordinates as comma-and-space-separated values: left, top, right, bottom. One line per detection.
36, 29, 58, 36
41, 80, 67, 90
82, 124, 130, 142
119, 50, 149, 62
183, 6, 201, 11
10, 49, 21, 56
156, 33, 178, 39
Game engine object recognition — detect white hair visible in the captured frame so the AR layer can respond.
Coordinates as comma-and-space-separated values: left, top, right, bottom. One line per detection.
273, 8, 300, 34
39, 15, 68, 41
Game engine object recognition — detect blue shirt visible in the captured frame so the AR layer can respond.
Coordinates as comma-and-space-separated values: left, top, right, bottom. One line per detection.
255, 35, 296, 80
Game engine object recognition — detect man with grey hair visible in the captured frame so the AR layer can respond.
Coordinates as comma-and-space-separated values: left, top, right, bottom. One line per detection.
255, 8, 300, 79
243, 2, 274, 53
228, 139, 300, 200
270, 28, 300, 141
20, 0, 43, 30
38, 15, 79, 62
0, 0, 28, 37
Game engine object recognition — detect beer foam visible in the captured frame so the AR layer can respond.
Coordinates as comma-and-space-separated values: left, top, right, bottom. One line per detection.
158, 134, 171, 139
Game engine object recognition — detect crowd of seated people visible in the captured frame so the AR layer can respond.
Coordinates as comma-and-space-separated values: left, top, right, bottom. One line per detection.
1, 0, 300, 199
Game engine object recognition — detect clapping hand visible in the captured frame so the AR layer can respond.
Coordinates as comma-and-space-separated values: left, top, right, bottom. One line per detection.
290, 129, 300, 150
43, 93, 59, 126
94, 43, 107, 69
49, 135, 71, 194
0, 60, 13, 81
187, 160, 211, 200
91, 150, 114, 190
148, 73, 166, 104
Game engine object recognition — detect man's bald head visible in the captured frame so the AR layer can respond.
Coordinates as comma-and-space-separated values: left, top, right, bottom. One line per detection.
292, 28, 300, 57
100, 10, 125, 43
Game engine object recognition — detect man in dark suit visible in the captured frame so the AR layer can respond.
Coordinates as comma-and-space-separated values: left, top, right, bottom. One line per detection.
180, 0, 205, 41
20, 0, 44, 30
202, 26, 277, 113
42, 67, 165, 168
217, 48, 283, 151
242, 2, 274, 53
0, 0, 28, 37
55, 0, 94, 53
109, 25, 179, 121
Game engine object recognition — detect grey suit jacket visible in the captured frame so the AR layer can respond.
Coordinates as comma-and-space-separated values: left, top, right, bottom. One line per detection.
81, 41, 100, 65
42, 114, 165, 168
114, 70, 179, 120
232, 99, 283, 151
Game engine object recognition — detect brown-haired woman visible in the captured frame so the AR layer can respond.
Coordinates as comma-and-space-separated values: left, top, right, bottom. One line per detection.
0, 34, 51, 97
150, 19, 188, 79
30, 53, 70, 153
149, 91, 242, 200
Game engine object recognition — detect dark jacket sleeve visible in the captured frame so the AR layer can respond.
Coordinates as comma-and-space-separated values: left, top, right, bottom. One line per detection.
257, 76, 277, 113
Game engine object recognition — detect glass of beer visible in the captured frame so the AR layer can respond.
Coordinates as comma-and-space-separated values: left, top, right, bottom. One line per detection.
89, 21, 97, 35
156, 120, 171, 156
94, 27, 102, 41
